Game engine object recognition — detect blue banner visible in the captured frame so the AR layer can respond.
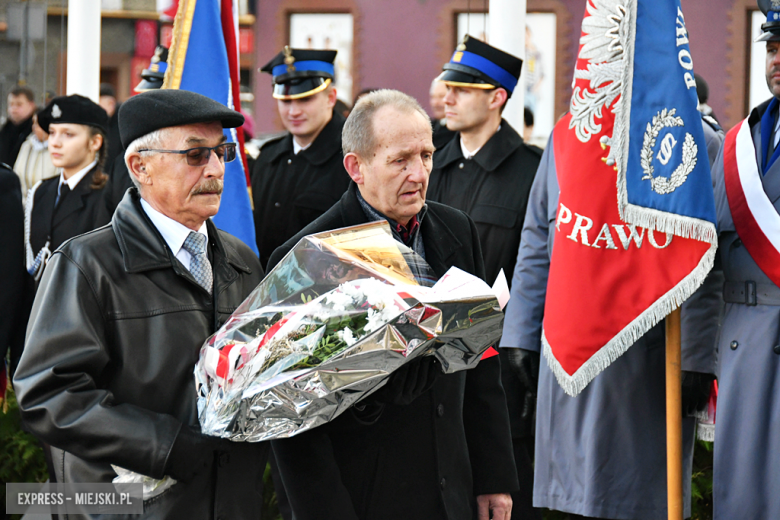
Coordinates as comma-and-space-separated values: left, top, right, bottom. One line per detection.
623, 0, 716, 227
172, 0, 258, 255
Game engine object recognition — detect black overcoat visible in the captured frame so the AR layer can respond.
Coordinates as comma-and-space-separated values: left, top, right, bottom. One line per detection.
251, 111, 351, 266
27, 166, 111, 257
267, 183, 519, 520
428, 123, 542, 440
0, 166, 32, 375
14, 189, 267, 519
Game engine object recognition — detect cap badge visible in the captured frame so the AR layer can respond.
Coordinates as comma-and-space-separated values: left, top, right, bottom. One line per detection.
773, 0, 780, 9
51, 104, 62, 119
457, 35, 468, 51
283, 45, 296, 73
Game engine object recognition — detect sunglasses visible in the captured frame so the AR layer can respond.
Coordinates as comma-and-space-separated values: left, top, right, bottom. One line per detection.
139, 142, 237, 166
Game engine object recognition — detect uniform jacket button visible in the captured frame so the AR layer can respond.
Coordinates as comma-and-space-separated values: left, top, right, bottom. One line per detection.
730, 340, 738, 350
458, 163, 464, 169
274, 202, 281, 207
440, 477, 446, 490
774, 345, 780, 355
287, 158, 292, 164
437, 404, 444, 417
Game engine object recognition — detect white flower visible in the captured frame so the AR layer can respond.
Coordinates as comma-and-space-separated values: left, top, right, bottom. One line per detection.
337, 327, 357, 346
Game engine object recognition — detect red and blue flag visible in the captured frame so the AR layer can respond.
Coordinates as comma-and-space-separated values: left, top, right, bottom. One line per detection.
542, 0, 717, 395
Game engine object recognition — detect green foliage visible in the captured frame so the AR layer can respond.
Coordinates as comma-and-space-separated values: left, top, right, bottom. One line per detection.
262, 461, 282, 520
690, 439, 714, 519
0, 385, 49, 519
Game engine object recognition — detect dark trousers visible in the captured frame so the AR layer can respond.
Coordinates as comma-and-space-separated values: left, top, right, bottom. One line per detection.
511, 436, 541, 520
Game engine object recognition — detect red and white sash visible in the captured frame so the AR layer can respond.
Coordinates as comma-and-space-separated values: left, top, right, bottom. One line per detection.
724, 119, 780, 288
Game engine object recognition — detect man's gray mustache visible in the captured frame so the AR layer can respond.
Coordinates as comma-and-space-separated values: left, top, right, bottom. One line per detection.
191, 179, 224, 195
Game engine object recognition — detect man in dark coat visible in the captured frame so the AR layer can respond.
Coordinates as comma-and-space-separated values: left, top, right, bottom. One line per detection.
0, 163, 31, 377
427, 35, 542, 520
252, 47, 351, 266
268, 89, 518, 520
0, 86, 37, 166
14, 89, 266, 520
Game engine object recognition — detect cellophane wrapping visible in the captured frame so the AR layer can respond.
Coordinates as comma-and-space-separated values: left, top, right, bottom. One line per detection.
195, 221, 503, 442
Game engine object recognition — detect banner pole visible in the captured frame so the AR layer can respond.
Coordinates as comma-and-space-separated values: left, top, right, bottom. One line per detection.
666, 307, 683, 520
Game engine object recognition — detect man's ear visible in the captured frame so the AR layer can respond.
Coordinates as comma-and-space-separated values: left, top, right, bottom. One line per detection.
343, 153, 364, 184
127, 153, 152, 186
489, 88, 508, 112
327, 86, 338, 108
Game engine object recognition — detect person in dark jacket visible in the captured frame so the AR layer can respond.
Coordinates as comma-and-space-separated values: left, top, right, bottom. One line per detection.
14, 89, 266, 520
24, 95, 111, 283
268, 89, 519, 520
0, 163, 31, 377
0, 86, 37, 166
252, 47, 351, 266
427, 35, 542, 520
99, 46, 169, 220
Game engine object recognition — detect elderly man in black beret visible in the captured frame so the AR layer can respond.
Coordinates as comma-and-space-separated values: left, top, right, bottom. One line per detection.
14, 89, 267, 519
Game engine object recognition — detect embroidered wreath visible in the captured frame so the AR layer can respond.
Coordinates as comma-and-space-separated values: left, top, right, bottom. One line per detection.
640, 108, 698, 195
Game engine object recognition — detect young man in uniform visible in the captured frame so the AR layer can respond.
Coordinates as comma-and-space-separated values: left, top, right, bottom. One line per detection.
252, 47, 351, 266
427, 36, 542, 520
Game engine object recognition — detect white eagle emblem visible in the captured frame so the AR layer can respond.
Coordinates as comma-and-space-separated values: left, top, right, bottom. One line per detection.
569, 0, 630, 144
51, 104, 62, 119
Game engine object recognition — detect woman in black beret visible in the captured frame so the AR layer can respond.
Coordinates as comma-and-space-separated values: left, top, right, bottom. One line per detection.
24, 94, 111, 283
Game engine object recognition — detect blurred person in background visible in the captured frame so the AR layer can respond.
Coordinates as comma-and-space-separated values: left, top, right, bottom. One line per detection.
0, 86, 37, 166
99, 82, 124, 168
430, 78, 455, 150
13, 111, 57, 201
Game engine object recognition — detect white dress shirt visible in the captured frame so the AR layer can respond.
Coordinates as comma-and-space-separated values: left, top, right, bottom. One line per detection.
292, 138, 312, 155
57, 159, 98, 199
140, 198, 209, 271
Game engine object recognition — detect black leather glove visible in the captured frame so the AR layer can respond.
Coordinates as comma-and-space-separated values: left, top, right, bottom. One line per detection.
681, 371, 715, 416
505, 348, 540, 422
165, 425, 219, 483
373, 356, 442, 406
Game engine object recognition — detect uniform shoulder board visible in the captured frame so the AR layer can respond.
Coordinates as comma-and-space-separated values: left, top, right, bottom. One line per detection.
257, 133, 287, 153
701, 114, 722, 134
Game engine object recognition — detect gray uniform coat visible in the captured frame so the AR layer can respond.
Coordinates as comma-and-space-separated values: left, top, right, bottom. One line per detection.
710, 99, 780, 520
500, 119, 723, 519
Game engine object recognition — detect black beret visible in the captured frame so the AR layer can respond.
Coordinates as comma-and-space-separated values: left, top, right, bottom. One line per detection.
118, 89, 245, 148
38, 94, 108, 134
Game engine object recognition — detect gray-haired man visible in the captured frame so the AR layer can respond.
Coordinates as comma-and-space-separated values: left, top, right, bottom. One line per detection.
14, 89, 267, 519
268, 89, 519, 520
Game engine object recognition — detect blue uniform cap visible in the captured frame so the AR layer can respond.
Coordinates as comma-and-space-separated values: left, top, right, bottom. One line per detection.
439, 35, 523, 96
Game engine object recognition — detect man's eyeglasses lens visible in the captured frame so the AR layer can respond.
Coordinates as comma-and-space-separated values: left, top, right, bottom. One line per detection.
186, 143, 237, 166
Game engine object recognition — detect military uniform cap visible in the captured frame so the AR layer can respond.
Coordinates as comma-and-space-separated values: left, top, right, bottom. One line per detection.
260, 47, 337, 100
758, 0, 780, 41
37, 94, 109, 134
438, 35, 523, 96
118, 89, 244, 148
135, 46, 169, 93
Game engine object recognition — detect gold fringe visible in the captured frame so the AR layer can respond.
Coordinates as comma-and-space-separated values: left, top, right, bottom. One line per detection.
163, 0, 198, 90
